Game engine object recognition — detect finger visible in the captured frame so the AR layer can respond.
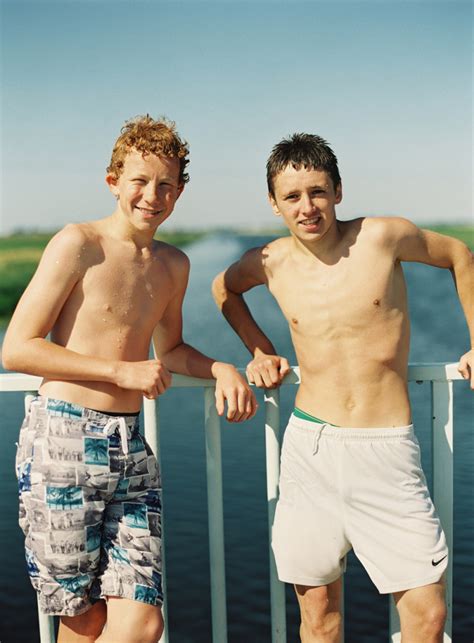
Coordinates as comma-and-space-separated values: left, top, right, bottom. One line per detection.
249, 370, 265, 389
246, 368, 256, 385
215, 389, 225, 416
259, 361, 280, 387
232, 389, 247, 422
155, 379, 167, 395
226, 393, 237, 421
279, 358, 291, 379
245, 394, 258, 420
457, 357, 467, 376
257, 369, 276, 389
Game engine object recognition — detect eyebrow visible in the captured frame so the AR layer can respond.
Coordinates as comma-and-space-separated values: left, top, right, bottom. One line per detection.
131, 174, 177, 183
282, 184, 327, 196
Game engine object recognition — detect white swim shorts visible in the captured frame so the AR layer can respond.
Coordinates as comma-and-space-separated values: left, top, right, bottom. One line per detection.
271, 413, 448, 594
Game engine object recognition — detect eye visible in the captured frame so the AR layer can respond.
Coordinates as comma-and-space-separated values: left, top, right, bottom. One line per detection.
132, 179, 146, 185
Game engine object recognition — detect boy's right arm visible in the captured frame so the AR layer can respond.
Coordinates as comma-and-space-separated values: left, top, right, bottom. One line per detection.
212, 246, 290, 388
2, 226, 170, 398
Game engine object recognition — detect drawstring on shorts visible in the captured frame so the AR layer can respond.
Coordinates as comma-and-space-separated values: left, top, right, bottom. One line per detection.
312, 423, 328, 455
104, 417, 130, 455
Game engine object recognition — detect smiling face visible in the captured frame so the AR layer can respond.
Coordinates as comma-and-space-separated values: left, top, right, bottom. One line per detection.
106, 149, 184, 232
269, 164, 342, 242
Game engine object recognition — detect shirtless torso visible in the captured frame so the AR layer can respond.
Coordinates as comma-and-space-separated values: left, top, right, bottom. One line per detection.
39, 219, 187, 412
260, 218, 410, 426
213, 164, 472, 427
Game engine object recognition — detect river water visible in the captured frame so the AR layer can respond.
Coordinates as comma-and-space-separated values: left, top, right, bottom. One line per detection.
0, 233, 472, 642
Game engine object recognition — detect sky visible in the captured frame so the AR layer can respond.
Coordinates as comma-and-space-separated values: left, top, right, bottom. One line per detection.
0, 0, 472, 234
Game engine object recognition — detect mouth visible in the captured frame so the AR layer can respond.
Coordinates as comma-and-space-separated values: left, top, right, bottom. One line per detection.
299, 215, 322, 229
135, 206, 162, 218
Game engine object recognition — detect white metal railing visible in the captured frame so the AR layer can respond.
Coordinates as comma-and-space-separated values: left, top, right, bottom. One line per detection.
0, 362, 463, 642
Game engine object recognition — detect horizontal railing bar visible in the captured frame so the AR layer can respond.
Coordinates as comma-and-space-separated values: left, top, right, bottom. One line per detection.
0, 362, 464, 393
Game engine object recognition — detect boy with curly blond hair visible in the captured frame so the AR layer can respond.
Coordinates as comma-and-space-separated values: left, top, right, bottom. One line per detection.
3, 115, 257, 642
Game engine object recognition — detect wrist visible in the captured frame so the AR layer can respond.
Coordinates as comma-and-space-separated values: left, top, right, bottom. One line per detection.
211, 361, 234, 379
108, 360, 122, 385
253, 346, 275, 358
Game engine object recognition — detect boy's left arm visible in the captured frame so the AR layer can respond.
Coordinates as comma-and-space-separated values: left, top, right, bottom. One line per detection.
152, 254, 257, 421
391, 218, 473, 388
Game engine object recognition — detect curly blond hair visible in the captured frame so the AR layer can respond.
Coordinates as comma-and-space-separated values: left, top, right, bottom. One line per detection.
107, 115, 190, 184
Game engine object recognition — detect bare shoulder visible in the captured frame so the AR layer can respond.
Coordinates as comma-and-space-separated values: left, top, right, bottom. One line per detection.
355, 216, 420, 248
37, 222, 101, 275
152, 240, 190, 282
260, 236, 292, 275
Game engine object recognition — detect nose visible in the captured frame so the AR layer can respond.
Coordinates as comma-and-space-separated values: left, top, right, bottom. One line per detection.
300, 192, 316, 215
143, 182, 160, 205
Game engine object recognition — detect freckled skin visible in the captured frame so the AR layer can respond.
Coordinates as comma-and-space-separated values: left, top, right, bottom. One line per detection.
41, 226, 181, 411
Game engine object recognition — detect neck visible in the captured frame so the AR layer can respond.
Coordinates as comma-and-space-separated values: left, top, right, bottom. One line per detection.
291, 218, 344, 263
107, 209, 158, 249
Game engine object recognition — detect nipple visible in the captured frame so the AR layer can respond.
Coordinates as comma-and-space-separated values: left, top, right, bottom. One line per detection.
291, 318, 299, 325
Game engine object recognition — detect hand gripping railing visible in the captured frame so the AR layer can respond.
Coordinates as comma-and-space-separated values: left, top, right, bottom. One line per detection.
0, 362, 464, 642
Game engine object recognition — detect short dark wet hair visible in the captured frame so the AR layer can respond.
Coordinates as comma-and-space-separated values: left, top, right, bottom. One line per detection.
266, 133, 341, 197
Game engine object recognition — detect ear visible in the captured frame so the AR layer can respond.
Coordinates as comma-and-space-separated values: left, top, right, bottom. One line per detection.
176, 183, 185, 200
106, 174, 120, 199
268, 193, 281, 217
335, 182, 343, 204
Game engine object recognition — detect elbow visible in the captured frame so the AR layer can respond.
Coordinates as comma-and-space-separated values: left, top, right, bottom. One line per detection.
211, 272, 227, 307
1, 342, 19, 372
452, 244, 474, 272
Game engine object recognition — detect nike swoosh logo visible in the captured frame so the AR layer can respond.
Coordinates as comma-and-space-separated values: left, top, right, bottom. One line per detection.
432, 555, 447, 567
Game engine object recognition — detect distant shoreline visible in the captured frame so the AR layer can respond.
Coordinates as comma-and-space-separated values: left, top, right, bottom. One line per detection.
1, 225, 472, 323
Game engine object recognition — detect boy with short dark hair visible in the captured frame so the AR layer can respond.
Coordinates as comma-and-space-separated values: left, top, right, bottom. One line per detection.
3, 115, 257, 643
213, 132, 472, 642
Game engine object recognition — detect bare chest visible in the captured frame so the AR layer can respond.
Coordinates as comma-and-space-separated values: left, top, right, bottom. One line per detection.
269, 252, 406, 336
73, 253, 171, 329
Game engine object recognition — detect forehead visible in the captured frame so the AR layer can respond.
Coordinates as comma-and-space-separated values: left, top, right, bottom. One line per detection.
122, 149, 180, 179
273, 164, 332, 193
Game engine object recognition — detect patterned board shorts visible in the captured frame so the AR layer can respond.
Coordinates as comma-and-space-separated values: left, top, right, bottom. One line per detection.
16, 396, 163, 616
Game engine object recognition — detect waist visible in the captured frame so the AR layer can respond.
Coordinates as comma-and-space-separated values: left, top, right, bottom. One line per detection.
289, 412, 414, 439
32, 395, 140, 429
39, 380, 143, 414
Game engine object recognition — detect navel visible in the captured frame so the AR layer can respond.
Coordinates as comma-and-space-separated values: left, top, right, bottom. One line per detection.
373, 299, 380, 306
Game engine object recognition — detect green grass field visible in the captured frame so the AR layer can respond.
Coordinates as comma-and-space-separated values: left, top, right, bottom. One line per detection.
0, 225, 472, 322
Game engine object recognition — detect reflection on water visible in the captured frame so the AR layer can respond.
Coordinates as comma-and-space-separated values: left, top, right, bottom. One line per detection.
0, 233, 472, 642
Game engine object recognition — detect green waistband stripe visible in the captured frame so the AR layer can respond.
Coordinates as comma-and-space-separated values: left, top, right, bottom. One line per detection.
293, 408, 339, 427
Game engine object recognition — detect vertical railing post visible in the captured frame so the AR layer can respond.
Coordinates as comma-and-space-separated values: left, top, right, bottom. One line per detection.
432, 380, 454, 642
143, 397, 169, 643
264, 389, 287, 643
204, 387, 228, 642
